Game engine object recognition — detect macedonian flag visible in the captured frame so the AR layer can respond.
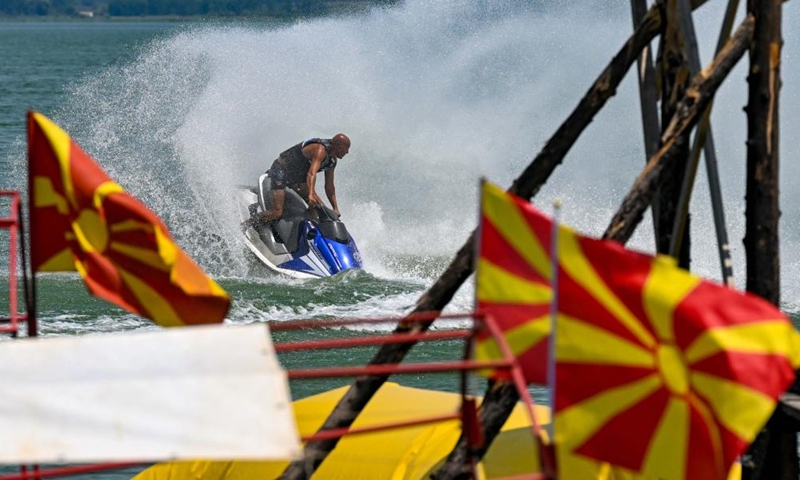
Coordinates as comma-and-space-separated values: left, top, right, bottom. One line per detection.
475, 181, 556, 383
27, 111, 230, 327
475, 180, 800, 480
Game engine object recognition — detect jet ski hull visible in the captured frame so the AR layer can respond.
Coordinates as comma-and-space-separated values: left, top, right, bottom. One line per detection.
237, 176, 363, 278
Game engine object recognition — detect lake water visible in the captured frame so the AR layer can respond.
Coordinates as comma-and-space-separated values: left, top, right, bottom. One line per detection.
2, 1, 800, 478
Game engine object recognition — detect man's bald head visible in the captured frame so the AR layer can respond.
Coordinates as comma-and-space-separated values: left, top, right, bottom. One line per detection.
331, 133, 350, 159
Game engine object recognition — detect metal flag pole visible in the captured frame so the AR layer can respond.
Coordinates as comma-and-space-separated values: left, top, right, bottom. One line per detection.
547, 198, 562, 442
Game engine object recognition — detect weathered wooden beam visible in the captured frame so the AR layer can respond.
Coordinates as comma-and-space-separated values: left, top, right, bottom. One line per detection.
277, 6, 668, 480
741, 0, 788, 477
743, 406, 800, 480
435, 16, 754, 480
603, 14, 754, 245
670, 0, 739, 286
510, 0, 709, 201
655, 0, 692, 267
630, 0, 662, 242
743, 0, 781, 303
511, 4, 660, 200
630, 0, 661, 163
277, 2, 711, 479
430, 382, 521, 480
777, 393, 800, 431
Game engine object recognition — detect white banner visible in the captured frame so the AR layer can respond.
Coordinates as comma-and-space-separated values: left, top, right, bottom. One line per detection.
0, 323, 300, 464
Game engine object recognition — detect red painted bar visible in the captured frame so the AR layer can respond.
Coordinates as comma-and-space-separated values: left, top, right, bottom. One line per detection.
301, 412, 460, 442
0, 463, 146, 480
287, 359, 512, 379
0, 192, 20, 336
275, 329, 471, 352
270, 311, 481, 331
483, 314, 556, 477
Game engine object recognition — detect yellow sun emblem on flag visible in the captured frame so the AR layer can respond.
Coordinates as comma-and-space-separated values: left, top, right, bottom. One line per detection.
475, 181, 800, 480
28, 111, 229, 326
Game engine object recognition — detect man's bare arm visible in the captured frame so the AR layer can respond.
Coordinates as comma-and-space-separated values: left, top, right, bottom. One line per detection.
304, 145, 326, 206
325, 169, 339, 216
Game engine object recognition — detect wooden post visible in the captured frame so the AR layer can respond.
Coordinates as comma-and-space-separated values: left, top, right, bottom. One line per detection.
671, 0, 740, 285
433, 14, 762, 480
430, 382, 520, 480
277, 2, 710, 479
741, 0, 790, 477
743, 0, 781, 303
630, 0, 662, 243
276, 5, 670, 479
604, 15, 754, 245
655, 0, 692, 268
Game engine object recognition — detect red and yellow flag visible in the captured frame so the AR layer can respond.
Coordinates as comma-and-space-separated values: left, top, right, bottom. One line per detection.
475, 180, 800, 480
475, 181, 555, 383
27, 111, 230, 327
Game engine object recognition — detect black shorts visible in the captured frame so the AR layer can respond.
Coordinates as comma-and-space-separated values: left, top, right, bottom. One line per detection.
268, 161, 287, 190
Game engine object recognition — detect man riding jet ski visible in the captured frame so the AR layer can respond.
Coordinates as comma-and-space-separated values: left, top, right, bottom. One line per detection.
262, 134, 350, 221
238, 134, 362, 278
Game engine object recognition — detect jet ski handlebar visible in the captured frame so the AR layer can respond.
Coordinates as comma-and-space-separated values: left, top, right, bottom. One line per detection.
308, 204, 341, 222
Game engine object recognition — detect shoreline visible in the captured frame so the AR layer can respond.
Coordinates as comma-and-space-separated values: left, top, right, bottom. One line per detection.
0, 15, 294, 22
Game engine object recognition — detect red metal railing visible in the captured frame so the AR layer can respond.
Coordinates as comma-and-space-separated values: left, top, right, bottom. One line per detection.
2, 463, 145, 480
271, 311, 555, 479
0, 309, 553, 480
0, 191, 29, 337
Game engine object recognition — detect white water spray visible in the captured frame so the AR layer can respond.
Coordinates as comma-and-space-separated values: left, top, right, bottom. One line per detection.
15, 1, 800, 307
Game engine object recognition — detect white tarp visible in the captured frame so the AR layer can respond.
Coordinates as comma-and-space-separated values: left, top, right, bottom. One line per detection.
0, 323, 301, 464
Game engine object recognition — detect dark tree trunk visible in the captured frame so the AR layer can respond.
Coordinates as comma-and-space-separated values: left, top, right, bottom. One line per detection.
278, 2, 710, 479
741, 0, 790, 478
630, 0, 662, 243
278, 5, 666, 479
743, 0, 781, 304
429, 18, 753, 477
430, 382, 521, 480
655, 0, 692, 268
743, 410, 798, 480
438, 15, 754, 480
604, 14, 754, 245
510, 3, 661, 200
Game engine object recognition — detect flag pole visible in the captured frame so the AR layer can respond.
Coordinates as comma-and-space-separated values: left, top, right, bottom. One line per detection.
25, 112, 38, 338
18, 200, 36, 338
547, 198, 562, 444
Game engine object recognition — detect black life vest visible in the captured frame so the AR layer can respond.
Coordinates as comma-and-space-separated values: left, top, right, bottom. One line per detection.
278, 138, 338, 185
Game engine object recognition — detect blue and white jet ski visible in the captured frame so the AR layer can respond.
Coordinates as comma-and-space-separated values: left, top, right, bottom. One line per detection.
238, 173, 363, 278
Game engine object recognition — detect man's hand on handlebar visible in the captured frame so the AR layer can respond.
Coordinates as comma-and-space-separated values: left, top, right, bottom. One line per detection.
308, 193, 323, 207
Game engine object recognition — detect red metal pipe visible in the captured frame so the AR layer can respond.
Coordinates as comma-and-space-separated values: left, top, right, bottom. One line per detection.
301, 412, 460, 442
492, 474, 549, 480
270, 311, 482, 331
287, 359, 512, 379
9, 193, 19, 337
0, 463, 146, 480
0, 192, 20, 337
483, 315, 556, 479
275, 329, 471, 352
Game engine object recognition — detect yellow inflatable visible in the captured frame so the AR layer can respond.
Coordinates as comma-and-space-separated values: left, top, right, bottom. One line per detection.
132, 382, 740, 480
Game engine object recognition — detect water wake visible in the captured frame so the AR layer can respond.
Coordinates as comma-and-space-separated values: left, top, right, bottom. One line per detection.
9, 1, 800, 307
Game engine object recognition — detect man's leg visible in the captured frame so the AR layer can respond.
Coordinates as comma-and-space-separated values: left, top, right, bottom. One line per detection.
261, 189, 285, 221
291, 183, 310, 203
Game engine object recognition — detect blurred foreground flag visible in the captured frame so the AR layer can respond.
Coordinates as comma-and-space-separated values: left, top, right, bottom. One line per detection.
475, 180, 800, 480
474, 180, 555, 383
27, 111, 230, 326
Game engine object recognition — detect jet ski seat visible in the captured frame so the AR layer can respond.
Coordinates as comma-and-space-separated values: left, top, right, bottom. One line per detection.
254, 173, 311, 252
258, 174, 274, 211
257, 173, 308, 217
